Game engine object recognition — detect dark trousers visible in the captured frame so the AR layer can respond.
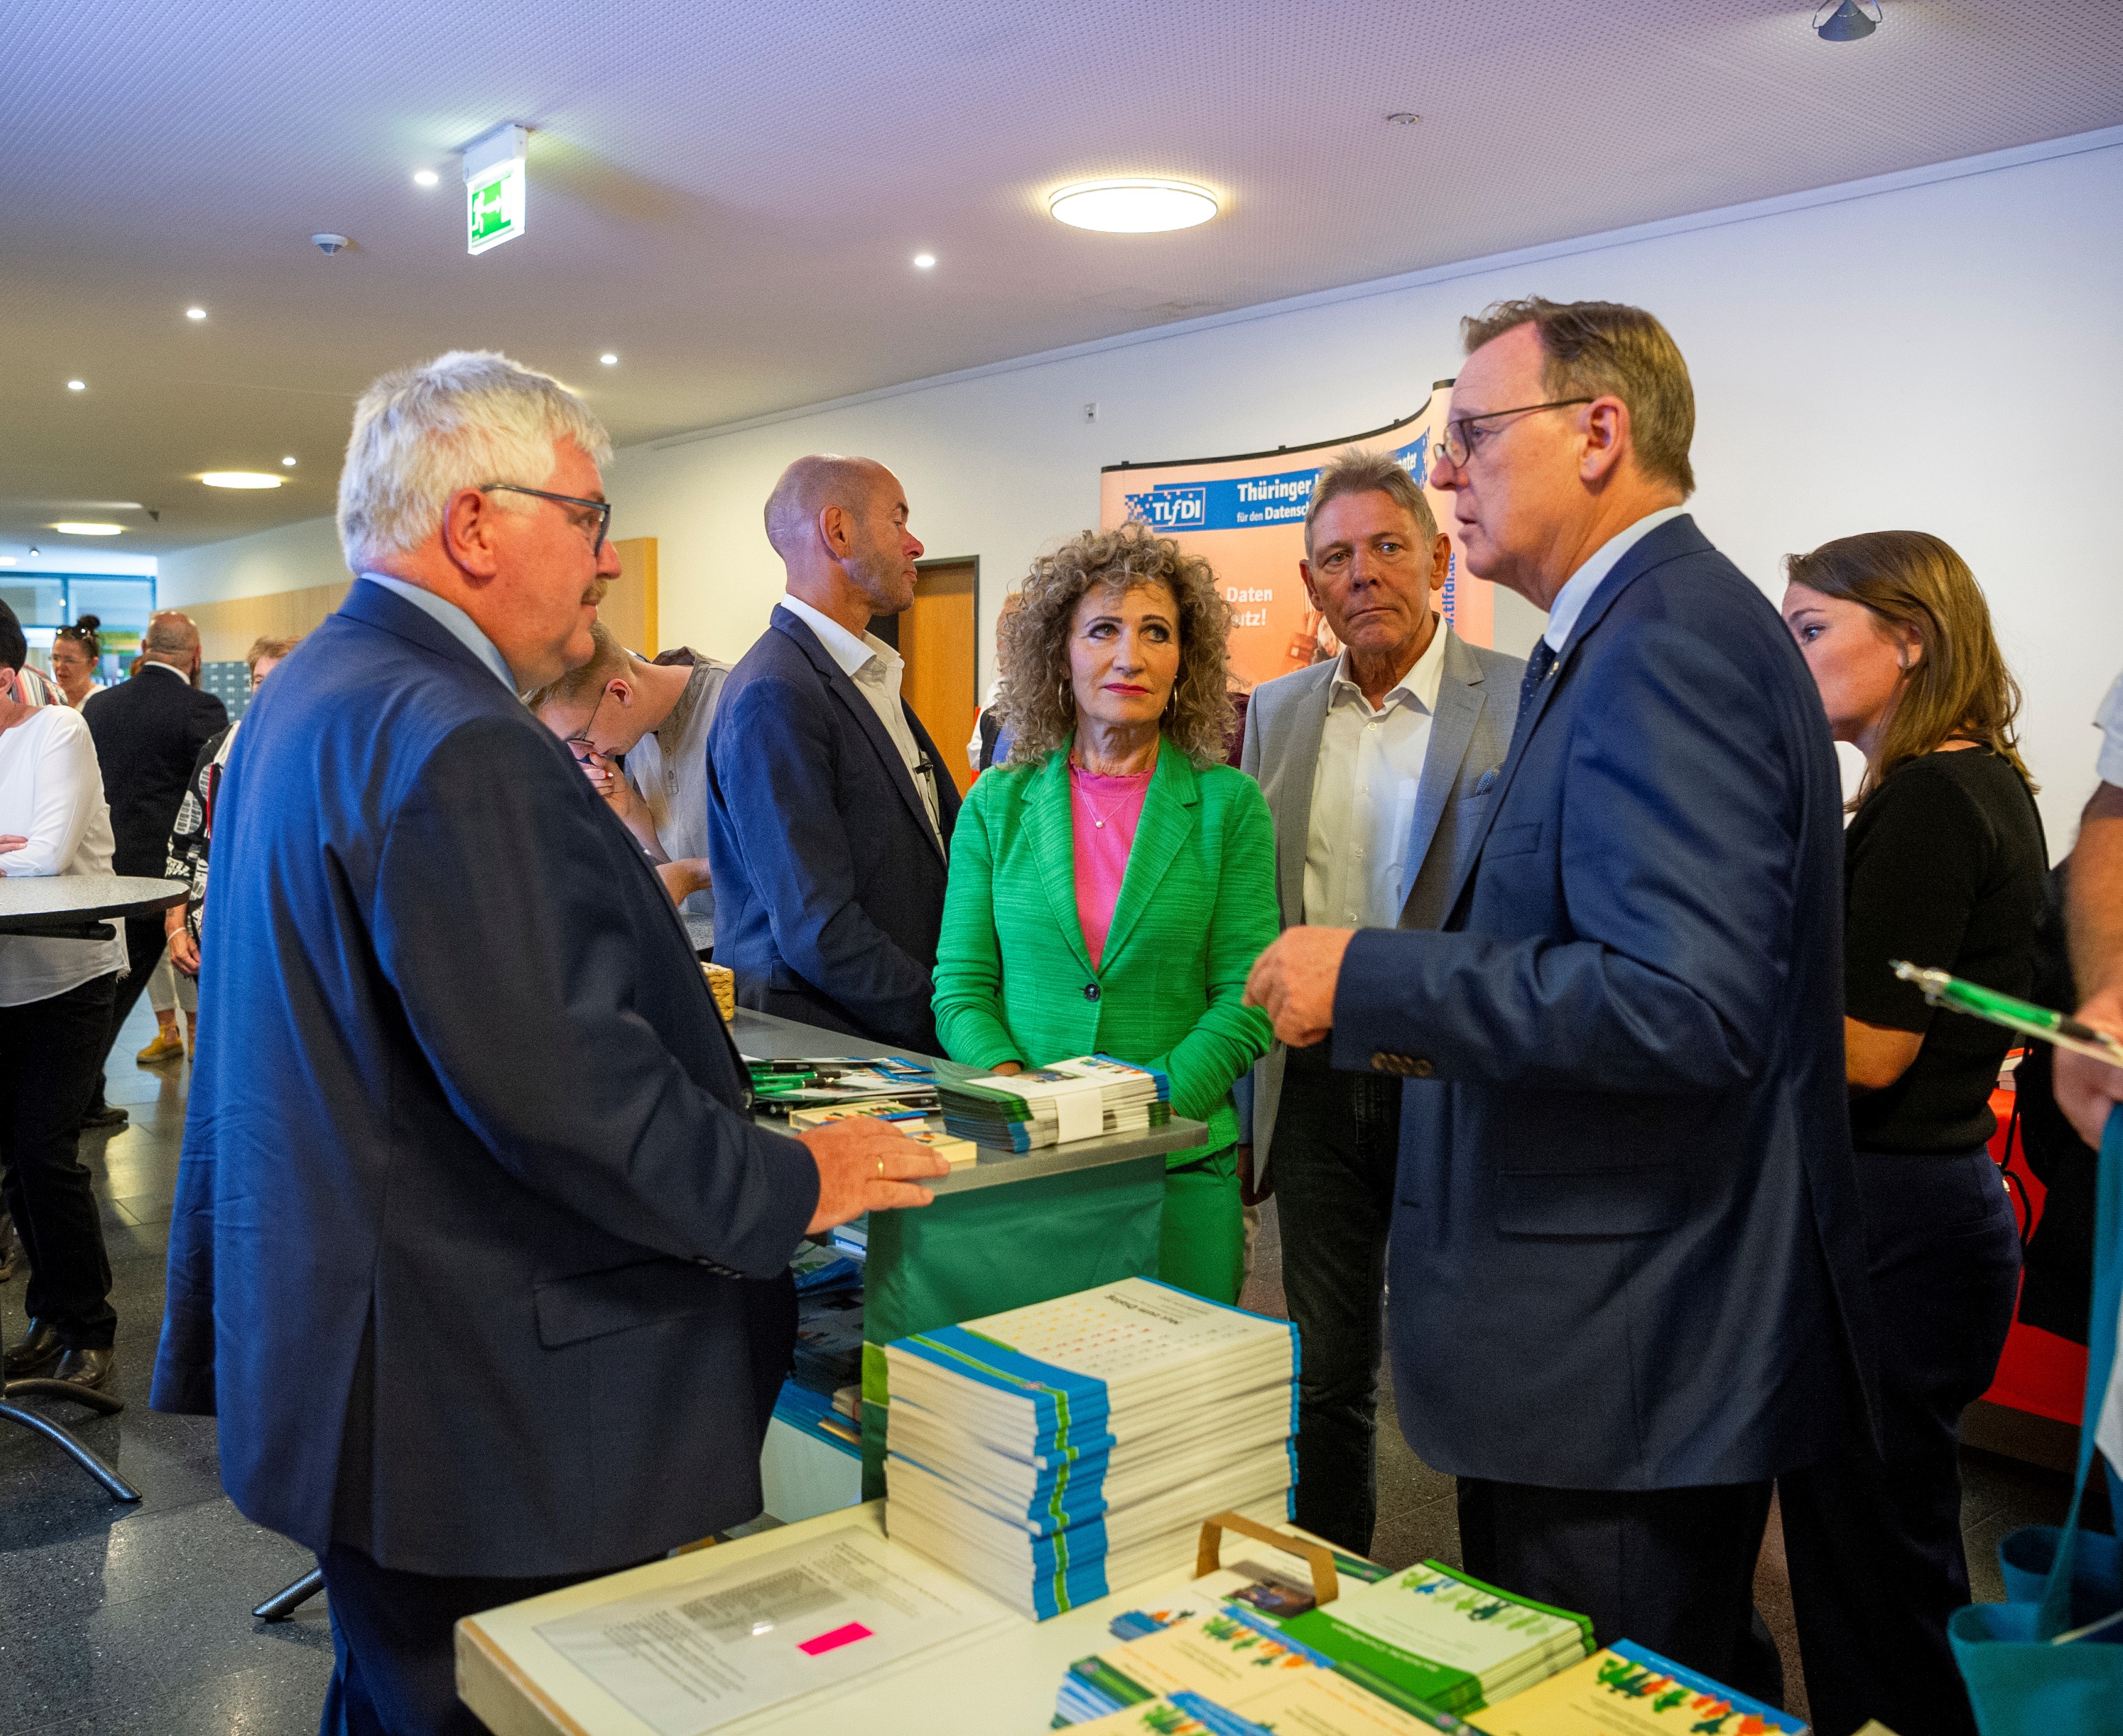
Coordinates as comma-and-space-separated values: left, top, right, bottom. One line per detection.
1780, 1146, 2022, 1736
0, 971, 120, 1347
92, 913, 167, 1108
319, 1543, 611, 1736
1273, 1046, 1401, 1555
1457, 1475, 1782, 1706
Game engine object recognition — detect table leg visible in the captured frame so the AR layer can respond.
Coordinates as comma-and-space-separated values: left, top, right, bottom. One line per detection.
0, 1395, 142, 1502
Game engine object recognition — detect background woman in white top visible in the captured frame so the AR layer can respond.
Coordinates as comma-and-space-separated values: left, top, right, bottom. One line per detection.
0, 599, 126, 1389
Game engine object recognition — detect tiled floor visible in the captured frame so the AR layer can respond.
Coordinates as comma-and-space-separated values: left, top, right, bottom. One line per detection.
1, 1007, 2075, 1734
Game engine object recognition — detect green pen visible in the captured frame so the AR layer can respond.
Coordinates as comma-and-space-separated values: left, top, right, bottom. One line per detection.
1891, 962, 2123, 1071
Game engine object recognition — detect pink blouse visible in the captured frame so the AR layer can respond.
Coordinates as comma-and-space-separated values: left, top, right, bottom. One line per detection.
1071, 765, 1152, 970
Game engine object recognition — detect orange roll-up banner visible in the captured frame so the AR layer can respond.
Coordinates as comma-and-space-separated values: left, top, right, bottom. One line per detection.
1097, 384, 1490, 692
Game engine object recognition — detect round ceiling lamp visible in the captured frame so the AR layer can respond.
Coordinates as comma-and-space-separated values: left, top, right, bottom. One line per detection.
52, 522, 124, 536
1047, 178, 1219, 234
200, 471, 284, 489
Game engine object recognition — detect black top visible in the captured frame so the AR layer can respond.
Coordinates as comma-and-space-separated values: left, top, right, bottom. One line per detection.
82, 664, 227, 877
1845, 745, 2047, 1153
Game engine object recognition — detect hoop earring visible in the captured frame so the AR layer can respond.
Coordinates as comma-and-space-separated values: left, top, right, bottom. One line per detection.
1059, 676, 1075, 717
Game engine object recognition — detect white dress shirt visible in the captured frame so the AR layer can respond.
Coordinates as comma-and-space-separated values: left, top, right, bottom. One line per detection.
1304, 615, 1452, 929
360, 573, 517, 693
0, 704, 128, 1005
1541, 505, 1689, 653
779, 592, 941, 839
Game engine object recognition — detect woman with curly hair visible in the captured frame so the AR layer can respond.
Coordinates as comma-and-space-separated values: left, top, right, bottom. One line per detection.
931, 522, 1277, 1303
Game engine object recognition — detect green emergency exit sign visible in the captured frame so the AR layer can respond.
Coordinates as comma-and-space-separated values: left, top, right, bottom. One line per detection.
463, 126, 529, 256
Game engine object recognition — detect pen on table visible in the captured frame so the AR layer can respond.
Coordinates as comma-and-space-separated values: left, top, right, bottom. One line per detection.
1890, 961, 2123, 1070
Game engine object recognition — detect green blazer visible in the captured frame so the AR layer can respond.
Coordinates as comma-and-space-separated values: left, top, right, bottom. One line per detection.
932, 737, 1278, 1157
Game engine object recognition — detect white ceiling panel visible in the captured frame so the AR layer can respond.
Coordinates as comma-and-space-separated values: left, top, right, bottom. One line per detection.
2, 0, 2119, 555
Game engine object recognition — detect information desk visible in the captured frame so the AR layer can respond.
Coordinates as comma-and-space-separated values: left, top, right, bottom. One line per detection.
733, 1009, 1211, 1501
459, 1500, 1341, 1736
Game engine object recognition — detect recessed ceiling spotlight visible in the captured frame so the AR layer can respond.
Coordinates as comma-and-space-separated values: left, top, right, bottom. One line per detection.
599, 352, 619, 365
1386, 112, 1422, 125
186, 306, 207, 320
413, 169, 440, 187
66, 379, 86, 391
53, 522, 124, 536
200, 471, 284, 489
1813, 0, 1881, 40
1048, 179, 1219, 234
28, 546, 39, 557
281, 455, 298, 466
913, 253, 937, 269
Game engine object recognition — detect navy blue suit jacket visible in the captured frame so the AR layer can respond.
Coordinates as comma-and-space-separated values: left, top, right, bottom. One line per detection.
706, 604, 961, 1051
150, 581, 818, 1577
1332, 516, 1877, 1490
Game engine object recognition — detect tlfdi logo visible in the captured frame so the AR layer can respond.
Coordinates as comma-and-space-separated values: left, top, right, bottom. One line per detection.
1124, 485, 1207, 531
1397, 429, 1431, 490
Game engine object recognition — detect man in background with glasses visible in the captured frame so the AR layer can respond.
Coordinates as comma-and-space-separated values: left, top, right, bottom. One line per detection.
1246, 299, 1872, 1707
151, 351, 947, 1732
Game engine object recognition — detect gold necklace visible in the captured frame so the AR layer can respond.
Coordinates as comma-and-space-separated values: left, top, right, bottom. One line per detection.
1070, 762, 1145, 829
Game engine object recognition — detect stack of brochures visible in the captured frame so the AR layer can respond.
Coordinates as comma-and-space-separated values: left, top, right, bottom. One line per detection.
1276, 1561, 1593, 1716
883, 1277, 1297, 1620
1063, 1675, 1457, 1735
936, 1054, 1170, 1152
786, 1101, 977, 1165
1480, 1639, 1807, 1735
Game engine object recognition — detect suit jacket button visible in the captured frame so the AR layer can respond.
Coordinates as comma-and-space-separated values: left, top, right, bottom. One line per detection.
1370, 1052, 1395, 1073
1084, 983, 1101, 1002
1411, 1058, 1435, 1079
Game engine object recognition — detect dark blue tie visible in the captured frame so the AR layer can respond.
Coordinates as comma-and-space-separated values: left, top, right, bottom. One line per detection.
1514, 638, 1558, 734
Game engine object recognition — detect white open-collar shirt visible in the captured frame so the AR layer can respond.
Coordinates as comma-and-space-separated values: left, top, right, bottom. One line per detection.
779, 592, 941, 840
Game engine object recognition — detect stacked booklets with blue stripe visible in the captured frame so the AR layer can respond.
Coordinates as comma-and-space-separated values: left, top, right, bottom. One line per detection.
882, 1277, 1297, 1620
1276, 1561, 1595, 1716
936, 1054, 1171, 1152
1479, 1639, 1806, 1734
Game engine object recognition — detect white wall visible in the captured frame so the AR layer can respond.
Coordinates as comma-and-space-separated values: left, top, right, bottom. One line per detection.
164, 131, 2123, 850
158, 513, 346, 607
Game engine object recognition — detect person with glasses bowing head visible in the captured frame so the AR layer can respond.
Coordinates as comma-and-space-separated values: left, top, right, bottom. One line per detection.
151, 353, 948, 1734
1244, 299, 1875, 1705
931, 524, 1277, 1303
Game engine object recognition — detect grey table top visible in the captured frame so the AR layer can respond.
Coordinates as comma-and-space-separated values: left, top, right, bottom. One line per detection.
0, 874, 189, 935
730, 1007, 1206, 1197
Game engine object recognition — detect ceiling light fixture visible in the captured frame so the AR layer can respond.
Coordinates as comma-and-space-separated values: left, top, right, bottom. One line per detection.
413, 169, 440, 187
282, 455, 298, 466
1813, 0, 1881, 40
199, 471, 284, 489
66, 379, 86, 391
913, 253, 937, 269
1386, 112, 1422, 125
599, 352, 619, 365
186, 306, 207, 320
1047, 179, 1219, 234
53, 522, 124, 536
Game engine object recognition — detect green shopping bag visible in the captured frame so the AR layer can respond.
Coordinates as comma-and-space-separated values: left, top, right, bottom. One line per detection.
1948, 1105, 2123, 1733
857, 1152, 1166, 1498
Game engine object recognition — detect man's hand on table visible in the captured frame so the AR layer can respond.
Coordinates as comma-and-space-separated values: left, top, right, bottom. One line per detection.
1243, 927, 1357, 1050
800, 1117, 952, 1234
2054, 984, 2123, 1149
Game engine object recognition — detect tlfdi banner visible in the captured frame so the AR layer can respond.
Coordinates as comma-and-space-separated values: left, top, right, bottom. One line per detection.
1097, 384, 1488, 692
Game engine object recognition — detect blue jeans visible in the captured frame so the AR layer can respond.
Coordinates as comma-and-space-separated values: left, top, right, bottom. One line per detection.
1271, 1046, 1401, 1555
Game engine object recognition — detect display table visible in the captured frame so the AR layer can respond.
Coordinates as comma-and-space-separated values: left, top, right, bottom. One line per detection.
459, 1501, 1336, 1736
0, 875, 186, 1505
732, 1009, 1210, 1499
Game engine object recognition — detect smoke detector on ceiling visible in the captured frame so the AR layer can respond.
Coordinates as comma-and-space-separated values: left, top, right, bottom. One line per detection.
1813, 1, 1881, 41
311, 233, 351, 254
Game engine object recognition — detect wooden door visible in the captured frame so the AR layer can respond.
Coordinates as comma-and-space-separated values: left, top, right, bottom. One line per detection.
606, 538, 659, 656
898, 557, 979, 796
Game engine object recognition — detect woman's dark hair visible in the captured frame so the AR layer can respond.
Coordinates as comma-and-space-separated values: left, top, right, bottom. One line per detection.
0, 600, 26, 672
1785, 529, 2035, 808
55, 614, 101, 660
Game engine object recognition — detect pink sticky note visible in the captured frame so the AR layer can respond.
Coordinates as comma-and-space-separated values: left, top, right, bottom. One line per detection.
796, 1623, 874, 1656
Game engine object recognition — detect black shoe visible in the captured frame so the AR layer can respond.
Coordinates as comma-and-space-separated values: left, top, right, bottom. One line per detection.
4, 1319, 65, 1378
78, 1103, 128, 1131
53, 1345, 115, 1391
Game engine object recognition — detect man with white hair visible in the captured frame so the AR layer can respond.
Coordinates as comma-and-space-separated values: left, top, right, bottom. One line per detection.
150, 353, 947, 1735
706, 453, 959, 1049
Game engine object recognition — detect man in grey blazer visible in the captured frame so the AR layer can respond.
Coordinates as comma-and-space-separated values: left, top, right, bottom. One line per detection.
1238, 447, 1522, 1554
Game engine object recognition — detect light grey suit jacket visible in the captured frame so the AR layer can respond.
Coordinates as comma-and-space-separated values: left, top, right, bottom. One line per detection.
1236, 622, 1523, 1175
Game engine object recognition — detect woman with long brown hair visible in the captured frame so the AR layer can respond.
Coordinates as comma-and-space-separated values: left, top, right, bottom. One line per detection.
1776, 530, 2045, 1736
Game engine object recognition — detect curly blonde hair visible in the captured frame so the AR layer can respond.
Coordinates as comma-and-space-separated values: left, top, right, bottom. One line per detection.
997, 521, 1235, 768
